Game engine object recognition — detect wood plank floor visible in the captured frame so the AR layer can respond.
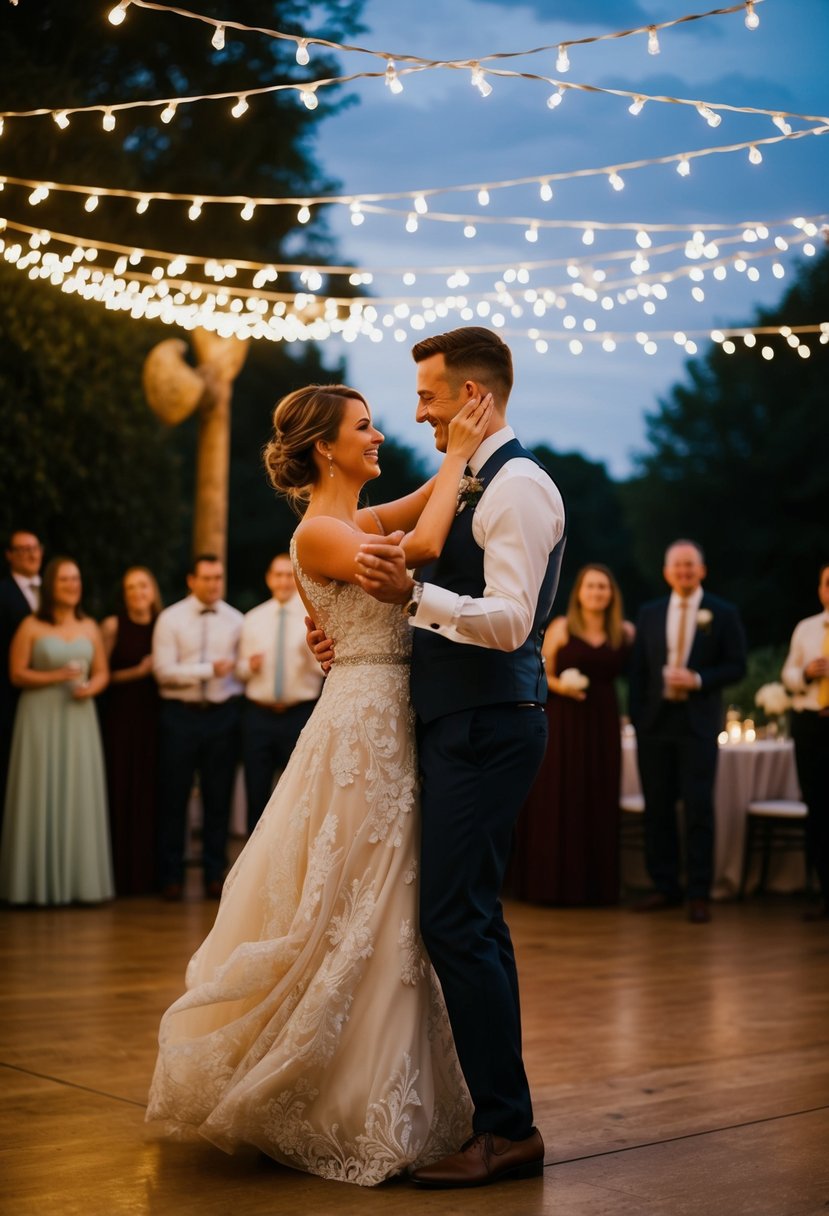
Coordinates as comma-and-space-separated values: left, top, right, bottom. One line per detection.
2, 876, 828, 1216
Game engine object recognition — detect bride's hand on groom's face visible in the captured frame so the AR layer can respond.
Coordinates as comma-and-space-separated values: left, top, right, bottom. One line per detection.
445, 392, 494, 459
355, 532, 413, 604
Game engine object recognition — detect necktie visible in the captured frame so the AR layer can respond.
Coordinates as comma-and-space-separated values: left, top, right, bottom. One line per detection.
28, 580, 41, 611
274, 605, 287, 702
667, 599, 690, 701
199, 608, 212, 703
819, 620, 829, 709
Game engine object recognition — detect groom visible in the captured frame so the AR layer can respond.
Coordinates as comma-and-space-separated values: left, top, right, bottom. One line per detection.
356, 327, 566, 1187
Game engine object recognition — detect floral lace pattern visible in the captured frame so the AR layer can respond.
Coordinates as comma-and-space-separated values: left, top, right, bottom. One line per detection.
146, 543, 472, 1185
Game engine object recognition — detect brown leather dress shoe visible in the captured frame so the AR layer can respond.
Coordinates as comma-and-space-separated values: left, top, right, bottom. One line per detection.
688, 899, 711, 924
630, 892, 683, 913
410, 1129, 544, 1188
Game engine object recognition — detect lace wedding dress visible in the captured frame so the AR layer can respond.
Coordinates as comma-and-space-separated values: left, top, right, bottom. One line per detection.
146, 540, 472, 1185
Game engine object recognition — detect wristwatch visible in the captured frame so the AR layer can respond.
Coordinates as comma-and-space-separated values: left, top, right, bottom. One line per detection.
403, 581, 423, 618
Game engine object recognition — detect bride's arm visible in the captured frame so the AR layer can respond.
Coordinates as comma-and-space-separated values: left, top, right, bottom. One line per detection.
356, 479, 437, 537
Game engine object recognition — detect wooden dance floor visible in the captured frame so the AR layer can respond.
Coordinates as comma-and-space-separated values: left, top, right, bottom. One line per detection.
2, 878, 828, 1215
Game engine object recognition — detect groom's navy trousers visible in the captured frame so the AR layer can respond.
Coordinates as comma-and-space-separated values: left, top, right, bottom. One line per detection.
418, 703, 548, 1140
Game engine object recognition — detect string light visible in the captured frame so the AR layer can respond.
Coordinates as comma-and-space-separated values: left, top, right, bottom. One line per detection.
188, 199, 202, 221
102, 108, 116, 131
240, 201, 255, 221
696, 103, 722, 128
405, 213, 418, 233
546, 87, 565, 110
414, 194, 428, 215
628, 96, 646, 116
295, 39, 310, 66
211, 24, 225, 50
744, 1, 760, 29
582, 228, 595, 246
230, 96, 249, 118
677, 157, 691, 176
539, 181, 554, 202
384, 61, 403, 94
525, 223, 539, 243
748, 144, 763, 164
556, 45, 570, 72
477, 189, 490, 206
135, 196, 150, 214
300, 87, 318, 110
297, 204, 311, 224
772, 114, 792, 135
647, 26, 661, 54
84, 194, 100, 213
160, 101, 177, 124
107, 1, 130, 26
608, 172, 625, 192
350, 201, 364, 226
53, 111, 70, 130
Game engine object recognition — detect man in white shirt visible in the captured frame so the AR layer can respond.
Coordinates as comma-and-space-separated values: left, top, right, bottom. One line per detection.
352, 327, 565, 1188
238, 553, 322, 832
781, 561, 829, 919
153, 553, 243, 901
1, 529, 43, 828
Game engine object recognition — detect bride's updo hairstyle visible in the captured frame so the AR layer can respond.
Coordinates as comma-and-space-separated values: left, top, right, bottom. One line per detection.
264, 383, 368, 509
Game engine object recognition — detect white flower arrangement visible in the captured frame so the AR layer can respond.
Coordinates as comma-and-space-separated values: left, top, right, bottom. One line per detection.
754, 681, 791, 717
559, 667, 590, 691
696, 608, 713, 631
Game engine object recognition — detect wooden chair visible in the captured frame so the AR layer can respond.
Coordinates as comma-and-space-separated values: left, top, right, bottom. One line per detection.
738, 799, 808, 899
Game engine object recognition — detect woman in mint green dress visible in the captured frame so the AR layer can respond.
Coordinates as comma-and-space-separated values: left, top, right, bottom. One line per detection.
0, 557, 114, 905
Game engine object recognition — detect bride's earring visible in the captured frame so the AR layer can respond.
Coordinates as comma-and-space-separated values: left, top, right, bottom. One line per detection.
327, 453, 334, 478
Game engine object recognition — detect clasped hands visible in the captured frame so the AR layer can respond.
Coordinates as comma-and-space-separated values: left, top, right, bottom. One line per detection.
305, 530, 413, 672
662, 665, 700, 692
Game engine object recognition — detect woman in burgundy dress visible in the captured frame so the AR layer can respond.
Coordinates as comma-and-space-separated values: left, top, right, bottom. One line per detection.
101, 567, 162, 894
511, 564, 634, 905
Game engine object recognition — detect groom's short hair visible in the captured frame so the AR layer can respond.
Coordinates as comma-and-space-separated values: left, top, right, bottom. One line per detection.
412, 327, 513, 399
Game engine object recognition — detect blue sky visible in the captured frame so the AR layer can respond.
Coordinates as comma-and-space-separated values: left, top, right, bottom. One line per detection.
310, 0, 829, 477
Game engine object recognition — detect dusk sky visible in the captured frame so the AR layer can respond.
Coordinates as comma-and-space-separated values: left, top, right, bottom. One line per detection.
309, 0, 829, 477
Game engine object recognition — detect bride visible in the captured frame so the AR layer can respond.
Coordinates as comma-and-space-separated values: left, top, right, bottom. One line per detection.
146, 382, 492, 1186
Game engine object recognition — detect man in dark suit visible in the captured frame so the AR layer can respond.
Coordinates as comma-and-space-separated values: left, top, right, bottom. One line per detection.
629, 539, 747, 923
0, 530, 43, 826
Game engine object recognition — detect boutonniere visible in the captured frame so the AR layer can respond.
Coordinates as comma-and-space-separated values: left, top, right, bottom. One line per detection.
696, 608, 713, 632
456, 474, 484, 515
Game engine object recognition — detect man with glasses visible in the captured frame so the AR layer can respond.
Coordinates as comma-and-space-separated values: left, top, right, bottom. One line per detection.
1, 530, 44, 825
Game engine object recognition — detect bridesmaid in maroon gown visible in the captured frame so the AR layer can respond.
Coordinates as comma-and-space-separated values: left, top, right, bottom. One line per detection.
101, 567, 162, 895
511, 564, 634, 905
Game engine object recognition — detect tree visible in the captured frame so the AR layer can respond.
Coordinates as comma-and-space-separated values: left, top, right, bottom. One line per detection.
622, 250, 829, 646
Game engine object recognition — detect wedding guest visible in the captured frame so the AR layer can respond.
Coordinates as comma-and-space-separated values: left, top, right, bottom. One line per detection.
152, 554, 243, 902
0, 530, 43, 829
629, 540, 746, 923
237, 553, 323, 833
781, 561, 829, 920
101, 566, 163, 895
510, 564, 634, 905
0, 557, 113, 905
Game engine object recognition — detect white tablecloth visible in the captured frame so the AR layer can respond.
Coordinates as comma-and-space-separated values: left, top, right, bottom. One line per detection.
622, 738, 803, 898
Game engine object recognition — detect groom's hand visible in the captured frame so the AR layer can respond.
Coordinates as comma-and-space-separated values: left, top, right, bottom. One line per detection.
355, 531, 414, 604
305, 616, 334, 673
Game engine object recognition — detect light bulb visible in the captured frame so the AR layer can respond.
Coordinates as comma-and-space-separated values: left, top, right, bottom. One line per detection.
54, 111, 70, 129
350, 202, 364, 226
608, 172, 624, 191
84, 194, 99, 212
300, 88, 318, 110
745, 1, 760, 29
547, 87, 565, 110
747, 145, 763, 165
696, 103, 722, 128
525, 224, 539, 243
211, 24, 225, 50
470, 65, 492, 98
240, 202, 255, 221
677, 157, 691, 177
136, 196, 150, 214
102, 108, 116, 131
414, 194, 428, 215
384, 61, 403, 94
539, 181, 554, 202
0, 119, 4, 137
297, 204, 311, 224
108, 1, 129, 26
295, 39, 310, 66
188, 200, 202, 221
628, 96, 645, 116
231, 96, 249, 118
406, 213, 418, 233
636, 230, 652, 249
464, 225, 476, 239
582, 228, 594, 245
772, 114, 792, 135
477, 189, 490, 206
556, 44, 570, 72
647, 26, 660, 55
160, 102, 177, 124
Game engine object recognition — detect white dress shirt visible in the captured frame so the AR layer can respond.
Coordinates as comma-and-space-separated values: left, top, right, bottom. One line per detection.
12, 572, 40, 613
411, 426, 565, 652
238, 593, 323, 706
782, 610, 829, 711
153, 594, 243, 703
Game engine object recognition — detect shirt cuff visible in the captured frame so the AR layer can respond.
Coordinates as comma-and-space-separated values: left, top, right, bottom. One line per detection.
412, 582, 458, 631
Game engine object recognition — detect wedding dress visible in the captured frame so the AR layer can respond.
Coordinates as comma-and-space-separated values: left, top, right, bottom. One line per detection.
146, 540, 472, 1185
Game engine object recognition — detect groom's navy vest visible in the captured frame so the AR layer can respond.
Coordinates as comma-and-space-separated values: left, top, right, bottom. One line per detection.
411, 438, 565, 724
